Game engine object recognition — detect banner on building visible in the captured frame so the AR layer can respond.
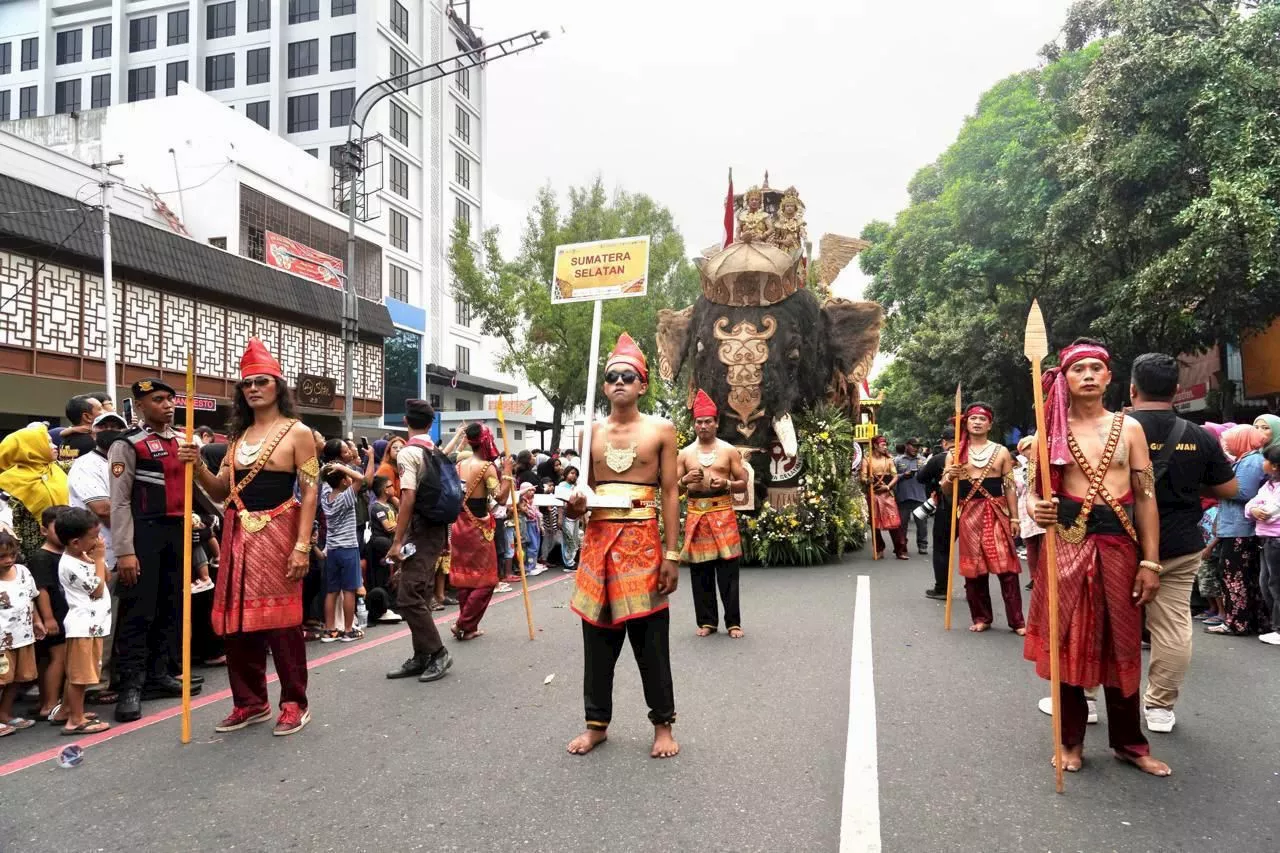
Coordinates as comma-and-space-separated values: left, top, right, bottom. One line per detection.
172, 394, 219, 412
1173, 382, 1208, 414
485, 396, 534, 416
296, 374, 337, 408
265, 231, 344, 288
551, 235, 650, 304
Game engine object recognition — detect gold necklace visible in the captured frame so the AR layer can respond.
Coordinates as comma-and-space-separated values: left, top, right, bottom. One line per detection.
604, 422, 638, 474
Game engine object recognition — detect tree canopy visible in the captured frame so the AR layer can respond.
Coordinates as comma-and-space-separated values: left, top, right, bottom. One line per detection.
865, 0, 1280, 441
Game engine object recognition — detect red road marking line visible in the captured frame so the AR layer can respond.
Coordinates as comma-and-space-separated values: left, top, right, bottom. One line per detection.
0, 573, 570, 777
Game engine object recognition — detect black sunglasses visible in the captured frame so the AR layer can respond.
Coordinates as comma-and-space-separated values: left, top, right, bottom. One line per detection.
237, 377, 273, 391
604, 371, 641, 385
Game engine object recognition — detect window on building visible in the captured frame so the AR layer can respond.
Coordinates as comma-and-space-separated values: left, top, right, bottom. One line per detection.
330, 33, 355, 71
329, 86, 354, 127
91, 73, 111, 108
513, 429, 523, 441
129, 17, 156, 52
389, 49, 408, 86
205, 53, 234, 91
388, 209, 408, 251
167, 10, 188, 46
333, 0, 356, 16
288, 0, 319, 24
18, 86, 37, 118
56, 30, 82, 66
454, 152, 470, 190
246, 48, 270, 85
248, 0, 270, 32
206, 2, 235, 39
0, 43, 11, 75
288, 39, 318, 78
389, 100, 408, 146
383, 329, 422, 425
390, 1, 409, 42
246, 100, 269, 129
455, 66, 469, 98
0, 91, 10, 121
55, 79, 80, 114
455, 345, 470, 375
166, 61, 187, 95
455, 298, 471, 327
454, 198, 471, 227
92, 24, 111, 59
21, 37, 38, 71
389, 155, 408, 197
127, 66, 155, 101
388, 264, 408, 302
429, 394, 442, 409
287, 93, 318, 132
455, 398, 472, 412
305, 148, 317, 157
455, 105, 470, 144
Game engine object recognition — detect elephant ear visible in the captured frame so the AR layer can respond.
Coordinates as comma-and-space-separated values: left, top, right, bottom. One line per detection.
822, 299, 883, 406
656, 305, 695, 383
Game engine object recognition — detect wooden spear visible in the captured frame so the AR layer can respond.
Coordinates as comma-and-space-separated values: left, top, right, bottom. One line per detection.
868, 444, 880, 560
180, 352, 195, 744
495, 397, 536, 640
943, 383, 962, 631
1024, 299, 1065, 794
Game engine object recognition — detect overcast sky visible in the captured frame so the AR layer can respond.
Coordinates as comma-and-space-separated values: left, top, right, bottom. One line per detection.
475, 0, 1075, 300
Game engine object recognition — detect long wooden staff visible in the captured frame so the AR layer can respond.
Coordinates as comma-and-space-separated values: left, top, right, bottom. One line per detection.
867, 446, 879, 560
943, 383, 963, 630
180, 353, 195, 744
1024, 300, 1065, 794
495, 397, 536, 640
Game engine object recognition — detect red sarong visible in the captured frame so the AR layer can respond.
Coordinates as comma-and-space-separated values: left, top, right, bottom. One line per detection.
570, 517, 666, 628
212, 500, 303, 635
449, 512, 498, 589
871, 491, 900, 529
958, 497, 1021, 578
681, 496, 741, 563
1023, 532, 1143, 696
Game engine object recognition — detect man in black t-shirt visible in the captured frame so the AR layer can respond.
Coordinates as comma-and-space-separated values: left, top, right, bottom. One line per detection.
918, 433, 955, 600
1127, 353, 1237, 734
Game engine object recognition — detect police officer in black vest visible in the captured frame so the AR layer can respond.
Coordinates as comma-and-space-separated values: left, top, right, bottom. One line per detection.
108, 379, 203, 722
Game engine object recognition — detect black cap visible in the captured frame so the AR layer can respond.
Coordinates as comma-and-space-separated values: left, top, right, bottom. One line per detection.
132, 378, 176, 398
905, 437, 919, 447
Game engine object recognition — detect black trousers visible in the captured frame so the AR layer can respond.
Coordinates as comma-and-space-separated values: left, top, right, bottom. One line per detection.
690, 558, 741, 630
898, 500, 930, 551
115, 518, 183, 687
583, 610, 675, 730
931, 506, 952, 591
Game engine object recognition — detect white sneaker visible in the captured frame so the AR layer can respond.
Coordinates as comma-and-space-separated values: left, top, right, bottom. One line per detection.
495, 582, 513, 593
1258, 631, 1280, 646
1145, 706, 1176, 733
528, 565, 547, 577
381, 609, 403, 623
1038, 696, 1098, 724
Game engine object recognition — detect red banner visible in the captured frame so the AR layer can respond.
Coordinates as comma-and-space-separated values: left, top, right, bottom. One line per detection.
264, 231, 344, 288
173, 394, 219, 412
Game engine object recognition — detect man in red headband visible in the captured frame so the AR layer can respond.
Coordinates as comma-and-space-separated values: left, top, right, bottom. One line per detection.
1026, 338, 1170, 776
864, 435, 907, 559
181, 338, 320, 736
941, 402, 1024, 633
446, 423, 513, 641
565, 332, 681, 759
677, 389, 749, 638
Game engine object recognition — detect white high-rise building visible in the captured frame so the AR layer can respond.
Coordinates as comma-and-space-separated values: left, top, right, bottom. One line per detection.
0, 0, 533, 432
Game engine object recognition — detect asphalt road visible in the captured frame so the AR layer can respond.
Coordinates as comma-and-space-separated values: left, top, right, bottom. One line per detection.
1, 549, 1276, 853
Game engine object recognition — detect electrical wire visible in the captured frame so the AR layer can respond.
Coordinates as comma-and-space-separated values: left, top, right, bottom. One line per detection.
0, 188, 98, 314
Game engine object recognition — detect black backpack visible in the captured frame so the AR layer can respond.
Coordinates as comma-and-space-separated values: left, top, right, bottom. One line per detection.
408, 439, 463, 525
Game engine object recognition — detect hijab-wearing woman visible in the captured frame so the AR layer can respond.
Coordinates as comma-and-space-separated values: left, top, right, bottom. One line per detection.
0, 425, 69, 563
1253, 415, 1280, 452
1209, 424, 1270, 635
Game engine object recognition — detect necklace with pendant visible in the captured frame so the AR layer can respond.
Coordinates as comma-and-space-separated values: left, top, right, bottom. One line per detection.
697, 443, 718, 468
966, 441, 997, 469
603, 423, 638, 474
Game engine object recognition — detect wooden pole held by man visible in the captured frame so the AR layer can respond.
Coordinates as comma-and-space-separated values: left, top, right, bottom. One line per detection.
496, 397, 536, 640
943, 383, 962, 630
180, 353, 195, 744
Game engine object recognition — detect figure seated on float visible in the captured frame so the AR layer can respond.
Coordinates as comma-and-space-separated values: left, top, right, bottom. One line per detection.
735, 185, 773, 244
769, 187, 807, 254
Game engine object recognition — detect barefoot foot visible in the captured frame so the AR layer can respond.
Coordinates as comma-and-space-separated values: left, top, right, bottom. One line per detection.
651, 724, 680, 759
460, 629, 485, 641
1115, 751, 1172, 777
969, 622, 991, 633
1051, 745, 1084, 772
1014, 627, 1027, 636
727, 627, 744, 639
567, 730, 608, 755
695, 626, 716, 637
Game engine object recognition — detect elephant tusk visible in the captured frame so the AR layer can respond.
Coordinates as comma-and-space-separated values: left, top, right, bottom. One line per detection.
774, 414, 798, 458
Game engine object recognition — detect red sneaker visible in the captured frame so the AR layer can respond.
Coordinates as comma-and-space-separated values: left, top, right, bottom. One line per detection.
273, 702, 311, 736
214, 705, 272, 733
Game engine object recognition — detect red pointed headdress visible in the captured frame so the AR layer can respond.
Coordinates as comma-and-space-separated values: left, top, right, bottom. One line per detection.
606, 332, 648, 382
240, 337, 284, 380
691, 389, 717, 419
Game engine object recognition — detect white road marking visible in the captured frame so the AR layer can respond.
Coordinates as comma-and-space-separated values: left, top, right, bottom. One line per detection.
840, 574, 882, 853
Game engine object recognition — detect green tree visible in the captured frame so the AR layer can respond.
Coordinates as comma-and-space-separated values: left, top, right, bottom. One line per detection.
449, 179, 701, 450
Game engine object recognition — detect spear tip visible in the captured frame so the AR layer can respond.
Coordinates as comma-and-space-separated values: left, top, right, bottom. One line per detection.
1024, 299, 1049, 363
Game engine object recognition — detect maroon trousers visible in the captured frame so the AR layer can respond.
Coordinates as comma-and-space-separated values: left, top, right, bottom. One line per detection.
874, 526, 908, 558
224, 628, 309, 711
964, 573, 1025, 629
455, 586, 495, 634
1060, 681, 1149, 757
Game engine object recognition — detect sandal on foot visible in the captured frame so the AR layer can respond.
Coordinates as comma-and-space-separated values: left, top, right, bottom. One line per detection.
4, 717, 36, 730
51, 711, 99, 726
62, 720, 111, 735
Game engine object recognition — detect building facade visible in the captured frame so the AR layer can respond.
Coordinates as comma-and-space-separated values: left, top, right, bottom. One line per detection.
0, 0, 527, 429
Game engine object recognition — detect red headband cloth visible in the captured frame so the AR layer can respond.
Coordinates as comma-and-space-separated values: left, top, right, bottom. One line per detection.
1041, 343, 1111, 467
691, 389, 717, 419
240, 337, 284, 380
466, 425, 500, 462
957, 404, 995, 465
606, 332, 648, 382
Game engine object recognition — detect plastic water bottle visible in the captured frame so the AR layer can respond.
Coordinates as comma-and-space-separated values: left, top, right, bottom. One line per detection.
57, 745, 85, 768
355, 596, 368, 629
401, 542, 416, 558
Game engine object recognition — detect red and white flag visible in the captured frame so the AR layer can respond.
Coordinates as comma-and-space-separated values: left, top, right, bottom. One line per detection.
722, 168, 734, 248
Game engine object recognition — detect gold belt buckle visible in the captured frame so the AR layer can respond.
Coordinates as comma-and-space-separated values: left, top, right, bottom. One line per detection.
239, 510, 270, 534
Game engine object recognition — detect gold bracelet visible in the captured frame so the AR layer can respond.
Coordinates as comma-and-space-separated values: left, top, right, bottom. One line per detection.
663, 550, 681, 562
293, 542, 310, 554
1139, 559, 1163, 576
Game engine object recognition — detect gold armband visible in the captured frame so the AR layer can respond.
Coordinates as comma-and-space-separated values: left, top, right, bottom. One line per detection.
1135, 464, 1155, 499
1139, 559, 1163, 576
298, 456, 320, 488
663, 550, 681, 562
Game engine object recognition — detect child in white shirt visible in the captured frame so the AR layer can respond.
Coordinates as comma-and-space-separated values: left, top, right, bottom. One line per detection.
0, 529, 44, 736
56, 507, 112, 735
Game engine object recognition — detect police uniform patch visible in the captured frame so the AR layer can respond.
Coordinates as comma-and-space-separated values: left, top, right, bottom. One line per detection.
137, 380, 154, 393
111, 462, 125, 478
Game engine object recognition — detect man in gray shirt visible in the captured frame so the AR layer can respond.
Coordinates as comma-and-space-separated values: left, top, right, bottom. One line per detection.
895, 439, 930, 555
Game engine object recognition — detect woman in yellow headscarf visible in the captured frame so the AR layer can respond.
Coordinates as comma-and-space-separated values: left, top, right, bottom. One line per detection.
0, 425, 69, 561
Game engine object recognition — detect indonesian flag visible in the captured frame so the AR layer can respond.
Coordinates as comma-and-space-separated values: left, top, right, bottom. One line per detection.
723, 168, 734, 248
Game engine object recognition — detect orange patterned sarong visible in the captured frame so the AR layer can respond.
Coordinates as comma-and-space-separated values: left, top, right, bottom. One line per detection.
680, 495, 741, 564
450, 512, 497, 589
570, 517, 666, 628
212, 500, 304, 635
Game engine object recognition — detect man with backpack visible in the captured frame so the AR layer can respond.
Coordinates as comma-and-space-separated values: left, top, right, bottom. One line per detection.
386, 399, 461, 682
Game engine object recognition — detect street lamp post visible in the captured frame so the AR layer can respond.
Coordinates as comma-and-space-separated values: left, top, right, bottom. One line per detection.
340, 29, 551, 437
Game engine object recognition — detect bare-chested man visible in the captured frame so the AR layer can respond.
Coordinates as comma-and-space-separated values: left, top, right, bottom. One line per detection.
677, 390, 748, 638
1025, 338, 1170, 776
565, 333, 680, 759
